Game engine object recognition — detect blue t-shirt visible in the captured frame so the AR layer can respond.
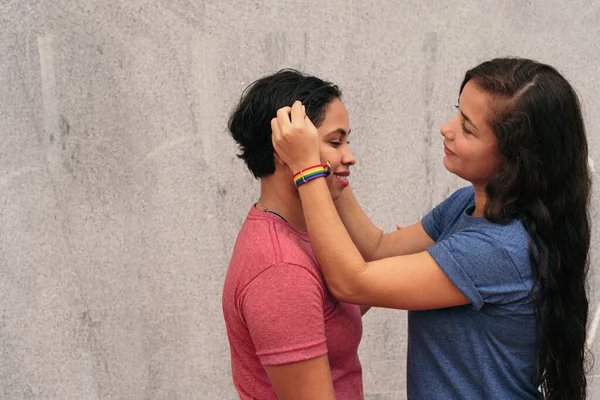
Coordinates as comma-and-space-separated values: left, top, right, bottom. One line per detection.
408, 186, 541, 399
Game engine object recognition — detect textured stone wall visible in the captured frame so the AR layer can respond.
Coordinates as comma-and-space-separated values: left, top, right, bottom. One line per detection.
1, 1, 599, 398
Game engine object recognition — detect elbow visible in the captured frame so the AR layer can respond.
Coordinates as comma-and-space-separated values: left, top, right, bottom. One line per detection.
361, 249, 377, 263
326, 269, 365, 304
329, 284, 355, 303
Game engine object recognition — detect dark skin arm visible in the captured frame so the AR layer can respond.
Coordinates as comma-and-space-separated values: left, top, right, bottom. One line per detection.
264, 355, 336, 400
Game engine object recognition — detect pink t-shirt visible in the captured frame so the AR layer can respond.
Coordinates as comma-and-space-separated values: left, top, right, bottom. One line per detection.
222, 206, 364, 399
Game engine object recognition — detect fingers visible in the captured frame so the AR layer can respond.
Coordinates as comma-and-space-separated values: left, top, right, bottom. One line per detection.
274, 101, 311, 139
271, 117, 281, 141
271, 117, 286, 166
304, 113, 317, 130
290, 100, 305, 125
276, 106, 292, 131
276, 101, 307, 129
271, 100, 320, 172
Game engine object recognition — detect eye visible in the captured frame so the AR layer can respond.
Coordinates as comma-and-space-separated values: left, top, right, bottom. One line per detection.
330, 141, 342, 147
461, 120, 472, 135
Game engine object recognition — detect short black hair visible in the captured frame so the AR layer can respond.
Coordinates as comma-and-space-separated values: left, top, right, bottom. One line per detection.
228, 69, 342, 178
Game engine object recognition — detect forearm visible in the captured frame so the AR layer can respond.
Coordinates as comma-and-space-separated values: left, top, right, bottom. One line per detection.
265, 354, 336, 400
298, 178, 367, 300
335, 187, 384, 261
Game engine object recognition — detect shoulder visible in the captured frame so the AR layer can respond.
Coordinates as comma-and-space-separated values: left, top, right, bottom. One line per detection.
480, 218, 530, 243
224, 216, 323, 318
431, 186, 474, 217
469, 218, 531, 259
445, 186, 475, 208
446, 219, 530, 259
242, 263, 325, 300
477, 219, 531, 270
428, 222, 533, 309
230, 210, 319, 275
422, 186, 474, 240
434, 219, 533, 283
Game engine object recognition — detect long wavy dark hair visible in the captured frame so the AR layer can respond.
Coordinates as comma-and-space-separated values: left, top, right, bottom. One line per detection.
460, 58, 591, 399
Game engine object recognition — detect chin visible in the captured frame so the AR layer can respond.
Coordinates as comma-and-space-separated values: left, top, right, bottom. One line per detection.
442, 158, 456, 173
443, 162, 470, 182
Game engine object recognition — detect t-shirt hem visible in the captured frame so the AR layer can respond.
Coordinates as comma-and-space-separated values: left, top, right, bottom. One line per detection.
258, 338, 328, 366
427, 243, 484, 310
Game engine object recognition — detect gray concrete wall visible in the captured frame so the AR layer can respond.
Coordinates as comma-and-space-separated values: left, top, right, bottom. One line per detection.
1, 1, 599, 399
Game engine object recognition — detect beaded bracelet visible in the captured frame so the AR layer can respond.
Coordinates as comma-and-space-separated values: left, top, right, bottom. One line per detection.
293, 161, 331, 187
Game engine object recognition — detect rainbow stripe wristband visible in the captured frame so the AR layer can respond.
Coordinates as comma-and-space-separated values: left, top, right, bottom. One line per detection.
293, 161, 331, 187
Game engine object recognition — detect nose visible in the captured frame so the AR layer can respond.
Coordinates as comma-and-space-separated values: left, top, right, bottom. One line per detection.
440, 115, 456, 140
342, 145, 356, 166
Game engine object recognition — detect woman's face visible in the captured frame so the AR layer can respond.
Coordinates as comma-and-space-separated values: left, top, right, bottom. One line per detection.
315, 98, 356, 201
440, 80, 502, 186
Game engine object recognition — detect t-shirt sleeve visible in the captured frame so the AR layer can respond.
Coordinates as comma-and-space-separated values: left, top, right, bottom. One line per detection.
422, 202, 444, 241
427, 229, 528, 310
422, 188, 471, 241
239, 263, 327, 366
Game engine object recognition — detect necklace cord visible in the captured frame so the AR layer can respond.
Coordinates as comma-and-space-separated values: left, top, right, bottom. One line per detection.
257, 199, 289, 223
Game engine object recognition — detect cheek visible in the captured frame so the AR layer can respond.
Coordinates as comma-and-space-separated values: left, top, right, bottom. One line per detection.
485, 153, 502, 174
318, 144, 329, 162
319, 148, 341, 168
469, 146, 500, 174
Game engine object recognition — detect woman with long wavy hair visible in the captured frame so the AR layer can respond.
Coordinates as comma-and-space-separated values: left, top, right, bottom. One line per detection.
272, 58, 591, 399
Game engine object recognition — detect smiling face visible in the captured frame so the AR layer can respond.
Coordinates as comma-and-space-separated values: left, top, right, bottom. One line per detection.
315, 98, 356, 201
440, 80, 502, 187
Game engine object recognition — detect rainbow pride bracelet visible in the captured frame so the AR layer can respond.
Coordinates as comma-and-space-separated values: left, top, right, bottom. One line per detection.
293, 161, 331, 187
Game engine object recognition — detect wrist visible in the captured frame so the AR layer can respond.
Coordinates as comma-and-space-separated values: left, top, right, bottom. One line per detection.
293, 161, 331, 188
289, 158, 322, 174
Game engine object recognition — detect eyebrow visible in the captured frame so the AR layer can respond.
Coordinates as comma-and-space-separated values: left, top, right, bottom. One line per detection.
325, 128, 351, 136
460, 111, 479, 131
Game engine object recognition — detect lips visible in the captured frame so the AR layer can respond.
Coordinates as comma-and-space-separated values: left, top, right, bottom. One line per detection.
333, 170, 350, 187
444, 144, 455, 156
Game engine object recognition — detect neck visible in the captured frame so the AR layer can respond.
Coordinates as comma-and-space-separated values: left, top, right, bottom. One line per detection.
472, 184, 488, 217
258, 171, 307, 232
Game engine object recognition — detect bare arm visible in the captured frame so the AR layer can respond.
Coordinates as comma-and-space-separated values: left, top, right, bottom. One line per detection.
359, 221, 433, 315
335, 187, 434, 261
333, 187, 383, 260
272, 102, 467, 310
241, 260, 338, 398
375, 222, 434, 259
298, 178, 468, 309
265, 355, 336, 400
